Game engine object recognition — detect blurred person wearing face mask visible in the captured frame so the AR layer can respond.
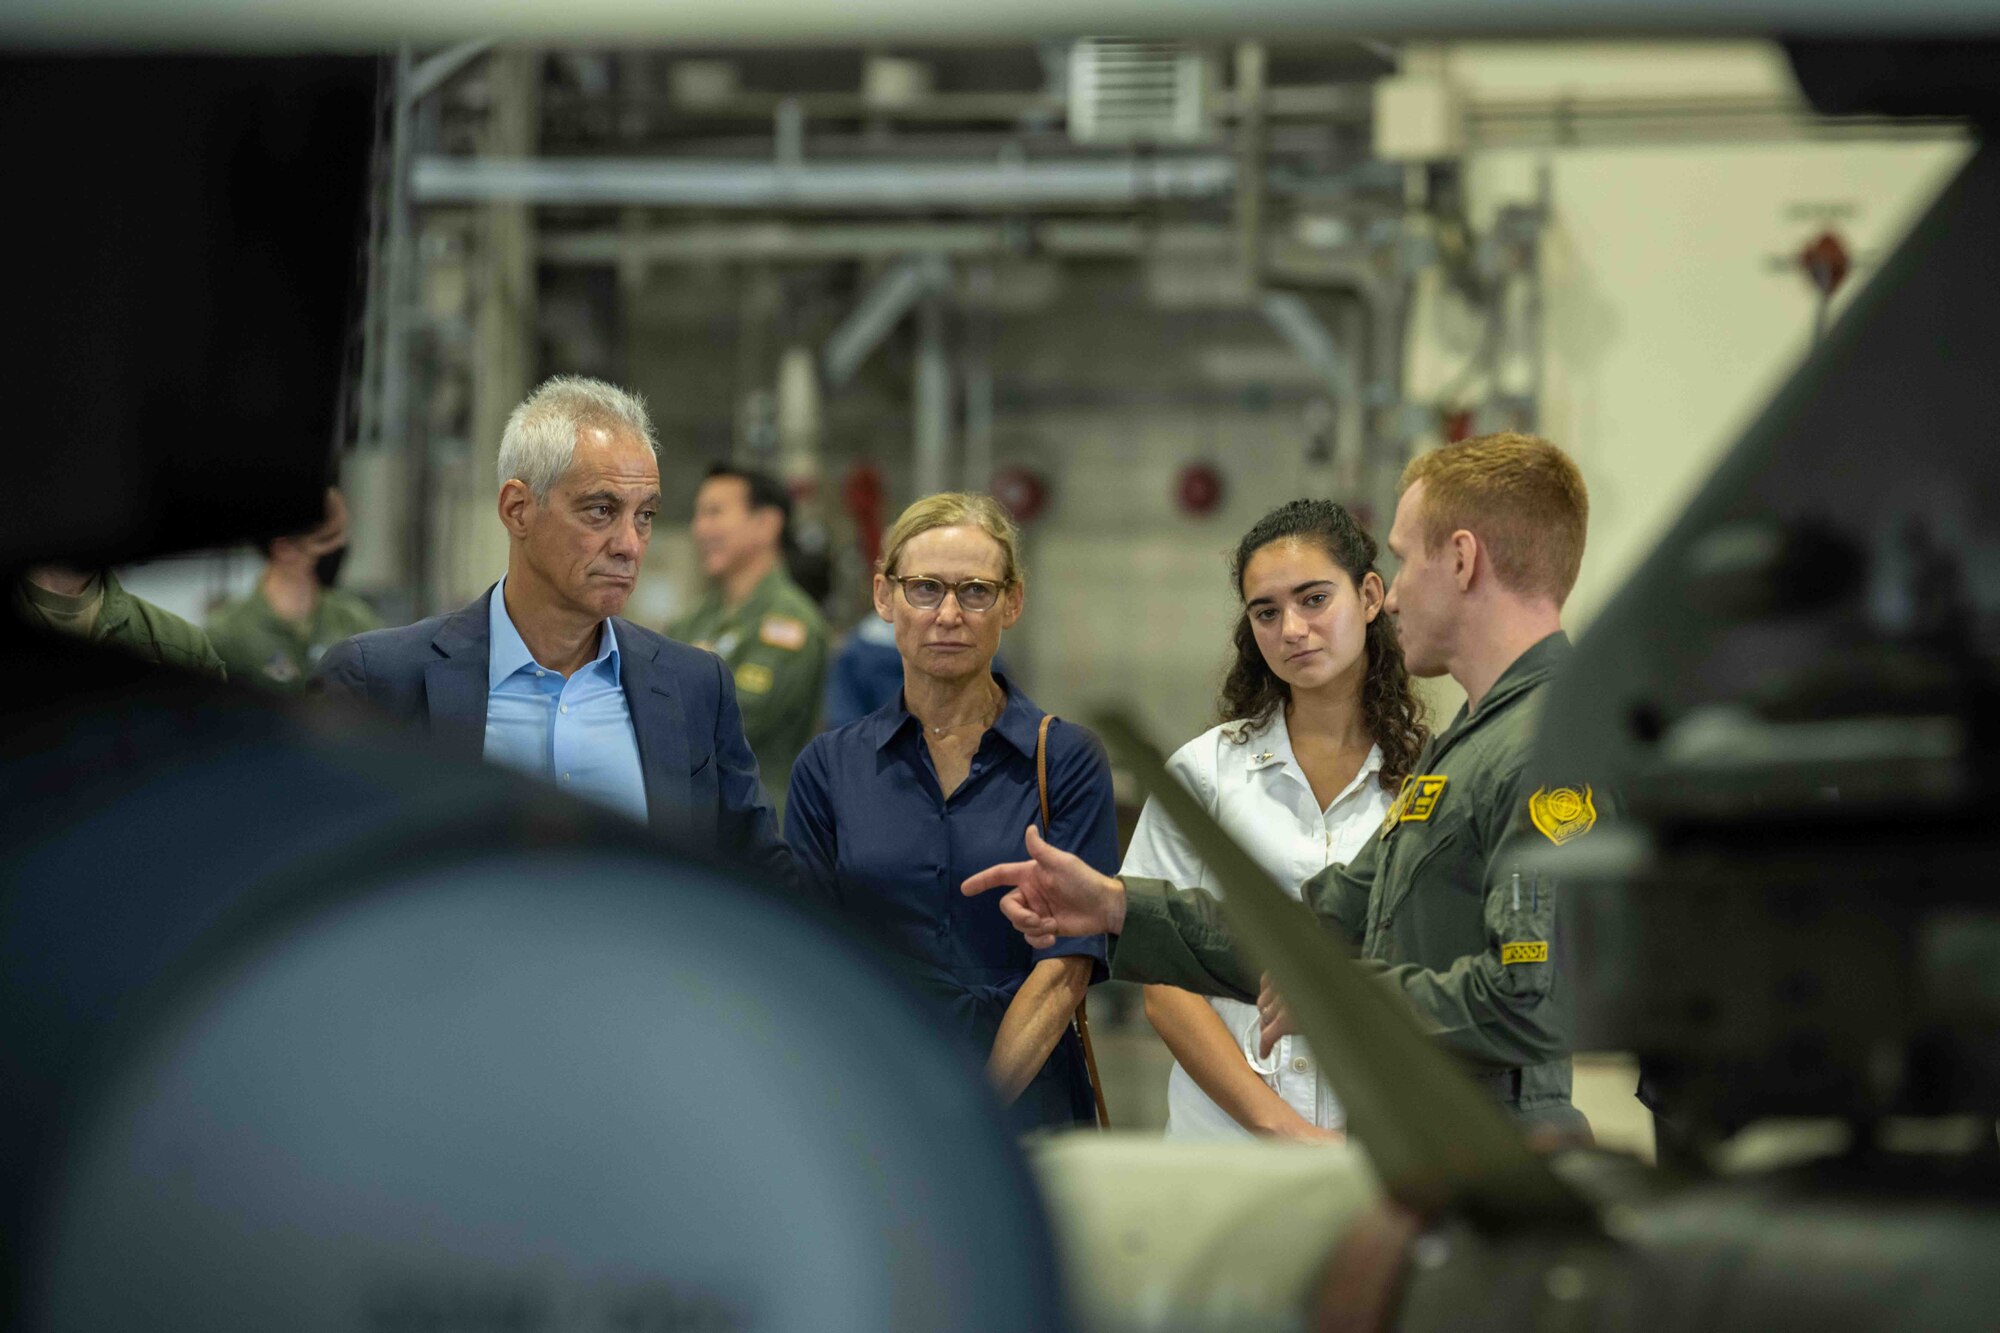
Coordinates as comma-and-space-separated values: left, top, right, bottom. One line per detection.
207, 488, 381, 691
669, 464, 828, 815
316, 376, 793, 889
784, 493, 1115, 1130
1121, 500, 1426, 1143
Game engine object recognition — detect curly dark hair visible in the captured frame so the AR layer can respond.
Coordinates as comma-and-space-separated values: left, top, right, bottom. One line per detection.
1216, 499, 1427, 791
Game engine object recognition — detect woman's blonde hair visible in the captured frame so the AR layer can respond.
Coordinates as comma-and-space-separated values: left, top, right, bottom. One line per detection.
878, 492, 1025, 586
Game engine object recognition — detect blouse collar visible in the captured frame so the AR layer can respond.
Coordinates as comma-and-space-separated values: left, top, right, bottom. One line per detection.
1231, 709, 1384, 794
866, 671, 1045, 759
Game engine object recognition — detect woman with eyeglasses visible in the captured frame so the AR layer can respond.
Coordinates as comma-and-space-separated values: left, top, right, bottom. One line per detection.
1121, 499, 1427, 1141
785, 493, 1114, 1130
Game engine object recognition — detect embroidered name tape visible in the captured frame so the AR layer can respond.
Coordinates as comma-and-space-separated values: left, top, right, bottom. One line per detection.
1501, 941, 1548, 965
1400, 775, 1448, 822
1381, 774, 1450, 837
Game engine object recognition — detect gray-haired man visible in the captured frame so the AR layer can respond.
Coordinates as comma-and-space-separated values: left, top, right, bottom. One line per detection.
318, 375, 796, 890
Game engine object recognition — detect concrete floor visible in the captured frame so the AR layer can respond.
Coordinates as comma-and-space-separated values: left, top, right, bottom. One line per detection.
1086, 983, 1655, 1162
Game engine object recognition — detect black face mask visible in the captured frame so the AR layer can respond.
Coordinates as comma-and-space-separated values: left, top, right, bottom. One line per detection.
314, 545, 348, 589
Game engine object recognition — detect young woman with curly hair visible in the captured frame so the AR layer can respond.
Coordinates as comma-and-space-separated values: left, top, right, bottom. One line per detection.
1120, 498, 1426, 1140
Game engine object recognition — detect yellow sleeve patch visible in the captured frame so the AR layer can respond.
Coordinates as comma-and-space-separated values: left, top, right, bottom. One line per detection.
1529, 785, 1597, 845
759, 615, 808, 652
734, 662, 774, 695
1501, 941, 1549, 965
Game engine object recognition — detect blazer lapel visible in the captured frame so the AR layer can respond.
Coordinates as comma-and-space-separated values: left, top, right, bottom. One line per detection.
424, 588, 495, 761
617, 618, 691, 831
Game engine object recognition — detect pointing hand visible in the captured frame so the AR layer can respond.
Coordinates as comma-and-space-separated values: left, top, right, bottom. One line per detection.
961, 823, 1127, 947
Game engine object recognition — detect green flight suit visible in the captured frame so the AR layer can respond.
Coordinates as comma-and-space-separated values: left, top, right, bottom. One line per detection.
669, 566, 829, 812
207, 584, 382, 691
12, 570, 227, 681
1114, 632, 1594, 1132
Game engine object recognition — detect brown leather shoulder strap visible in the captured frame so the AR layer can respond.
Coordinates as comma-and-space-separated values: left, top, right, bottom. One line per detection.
1036, 714, 1055, 832
1033, 710, 1109, 1130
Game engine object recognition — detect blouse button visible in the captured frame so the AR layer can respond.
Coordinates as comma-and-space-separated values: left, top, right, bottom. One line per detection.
1291, 1056, 1309, 1074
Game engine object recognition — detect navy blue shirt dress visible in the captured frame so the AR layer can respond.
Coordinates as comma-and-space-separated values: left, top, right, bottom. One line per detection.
785, 675, 1115, 1129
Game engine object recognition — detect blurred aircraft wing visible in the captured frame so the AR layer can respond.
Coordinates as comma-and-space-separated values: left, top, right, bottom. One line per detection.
1096, 710, 1599, 1232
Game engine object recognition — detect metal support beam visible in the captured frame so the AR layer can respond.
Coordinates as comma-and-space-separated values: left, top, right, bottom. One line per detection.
406, 38, 495, 105
1234, 41, 1268, 285
822, 256, 944, 388
1259, 290, 1360, 402
963, 266, 996, 494
540, 219, 1256, 265
5, 3, 1997, 47
914, 292, 953, 497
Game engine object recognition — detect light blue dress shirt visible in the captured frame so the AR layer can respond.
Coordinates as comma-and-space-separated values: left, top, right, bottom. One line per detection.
483, 579, 649, 824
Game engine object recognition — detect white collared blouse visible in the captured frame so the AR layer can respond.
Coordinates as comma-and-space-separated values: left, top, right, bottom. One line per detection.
1120, 710, 1391, 1138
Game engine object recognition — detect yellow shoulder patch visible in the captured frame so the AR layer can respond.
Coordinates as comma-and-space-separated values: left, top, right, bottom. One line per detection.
1529, 785, 1597, 845
734, 662, 774, 695
1501, 941, 1549, 965
759, 615, 808, 652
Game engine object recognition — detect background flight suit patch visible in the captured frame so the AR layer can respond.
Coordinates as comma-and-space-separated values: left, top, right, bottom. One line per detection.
1399, 775, 1448, 822
759, 615, 807, 651
1501, 941, 1549, 965
1381, 775, 1415, 835
1529, 785, 1597, 845
734, 662, 774, 695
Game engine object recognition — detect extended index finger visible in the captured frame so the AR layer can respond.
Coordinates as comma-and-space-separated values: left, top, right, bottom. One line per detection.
962, 861, 1036, 897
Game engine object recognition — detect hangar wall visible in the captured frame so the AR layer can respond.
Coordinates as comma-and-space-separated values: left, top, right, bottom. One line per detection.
118, 42, 1969, 758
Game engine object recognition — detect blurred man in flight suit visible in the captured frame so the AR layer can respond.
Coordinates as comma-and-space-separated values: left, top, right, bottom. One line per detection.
670, 463, 828, 816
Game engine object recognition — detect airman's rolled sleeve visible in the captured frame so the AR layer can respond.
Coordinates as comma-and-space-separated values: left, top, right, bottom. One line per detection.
1108, 876, 1260, 1004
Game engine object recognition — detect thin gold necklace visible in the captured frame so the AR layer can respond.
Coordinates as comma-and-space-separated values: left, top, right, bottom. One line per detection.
925, 685, 1003, 737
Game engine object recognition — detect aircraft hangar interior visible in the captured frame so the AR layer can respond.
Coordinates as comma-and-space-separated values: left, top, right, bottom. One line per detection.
3, 7, 1998, 1331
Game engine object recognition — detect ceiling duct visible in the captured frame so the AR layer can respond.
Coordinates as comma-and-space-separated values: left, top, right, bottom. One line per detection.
1067, 38, 1215, 145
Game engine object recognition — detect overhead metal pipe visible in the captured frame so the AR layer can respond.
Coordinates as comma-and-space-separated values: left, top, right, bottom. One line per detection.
411, 154, 1236, 209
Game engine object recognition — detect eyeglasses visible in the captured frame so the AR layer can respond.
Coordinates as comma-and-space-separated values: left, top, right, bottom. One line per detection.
886, 574, 1010, 613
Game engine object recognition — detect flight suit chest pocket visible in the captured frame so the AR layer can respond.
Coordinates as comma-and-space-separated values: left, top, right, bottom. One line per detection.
1491, 866, 1555, 999
1371, 813, 1470, 952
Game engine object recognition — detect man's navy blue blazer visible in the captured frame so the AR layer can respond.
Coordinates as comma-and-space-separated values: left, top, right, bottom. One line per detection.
317, 585, 795, 889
